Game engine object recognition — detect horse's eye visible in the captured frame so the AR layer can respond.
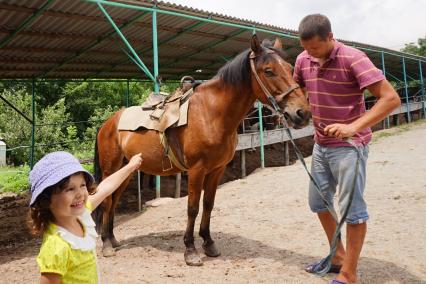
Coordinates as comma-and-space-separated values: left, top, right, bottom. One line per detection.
264, 69, 276, 77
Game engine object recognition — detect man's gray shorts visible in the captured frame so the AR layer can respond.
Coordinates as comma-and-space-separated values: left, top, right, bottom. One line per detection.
309, 143, 369, 224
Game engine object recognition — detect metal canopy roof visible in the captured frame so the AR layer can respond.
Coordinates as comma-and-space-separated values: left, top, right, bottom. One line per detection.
0, 0, 425, 81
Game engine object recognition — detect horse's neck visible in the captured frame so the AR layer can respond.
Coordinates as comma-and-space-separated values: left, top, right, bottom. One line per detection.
205, 80, 256, 132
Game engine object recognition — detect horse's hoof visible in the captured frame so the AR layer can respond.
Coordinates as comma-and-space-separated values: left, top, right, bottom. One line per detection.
202, 242, 221, 257
111, 238, 121, 248
184, 248, 203, 266
102, 246, 116, 257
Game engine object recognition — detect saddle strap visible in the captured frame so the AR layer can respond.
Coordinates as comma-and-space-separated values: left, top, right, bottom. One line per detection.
159, 132, 189, 171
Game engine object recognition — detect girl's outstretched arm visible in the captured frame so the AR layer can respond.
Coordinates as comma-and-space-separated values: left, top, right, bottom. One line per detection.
88, 153, 142, 209
40, 273, 61, 284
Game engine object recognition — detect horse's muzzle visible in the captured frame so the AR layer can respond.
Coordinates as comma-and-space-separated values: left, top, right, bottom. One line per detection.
284, 108, 311, 129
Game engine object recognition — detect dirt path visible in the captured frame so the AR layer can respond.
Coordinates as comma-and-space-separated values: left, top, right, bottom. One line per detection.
1, 121, 426, 283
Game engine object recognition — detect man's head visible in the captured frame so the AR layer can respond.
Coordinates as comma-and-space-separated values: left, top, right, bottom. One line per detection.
298, 14, 334, 59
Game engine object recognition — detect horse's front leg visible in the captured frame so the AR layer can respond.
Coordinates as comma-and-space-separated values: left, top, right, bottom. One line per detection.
108, 176, 132, 248
100, 196, 115, 257
184, 168, 205, 266
199, 166, 225, 257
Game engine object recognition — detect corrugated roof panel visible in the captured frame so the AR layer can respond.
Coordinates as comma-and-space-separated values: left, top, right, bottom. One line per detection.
0, 0, 423, 80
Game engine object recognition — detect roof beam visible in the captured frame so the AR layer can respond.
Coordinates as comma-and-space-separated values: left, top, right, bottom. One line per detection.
0, 3, 248, 43
38, 11, 150, 78
0, 0, 55, 49
162, 28, 247, 69
94, 19, 208, 76
0, 28, 229, 56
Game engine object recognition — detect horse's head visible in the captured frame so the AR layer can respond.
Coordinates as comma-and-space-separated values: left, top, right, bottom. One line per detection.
249, 35, 311, 129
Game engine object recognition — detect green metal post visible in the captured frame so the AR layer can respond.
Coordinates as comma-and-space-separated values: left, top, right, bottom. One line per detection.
86, 0, 299, 40
380, 51, 390, 128
257, 101, 265, 168
402, 57, 411, 123
419, 60, 425, 118
251, 28, 264, 168
85, 0, 426, 64
29, 79, 36, 169
152, 7, 161, 198
126, 79, 130, 107
96, 3, 155, 81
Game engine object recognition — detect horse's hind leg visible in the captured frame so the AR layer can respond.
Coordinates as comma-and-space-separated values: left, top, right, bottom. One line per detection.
199, 166, 225, 257
184, 168, 205, 266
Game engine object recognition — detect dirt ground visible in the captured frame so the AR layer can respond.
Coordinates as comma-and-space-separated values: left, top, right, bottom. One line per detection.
1, 120, 426, 283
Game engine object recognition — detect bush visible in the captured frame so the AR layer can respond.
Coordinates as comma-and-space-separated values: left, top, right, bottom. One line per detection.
0, 88, 33, 165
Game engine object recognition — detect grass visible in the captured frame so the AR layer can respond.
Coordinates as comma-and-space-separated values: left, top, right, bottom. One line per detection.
0, 161, 94, 195
0, 165, 30, 194
371, 118, 426, 143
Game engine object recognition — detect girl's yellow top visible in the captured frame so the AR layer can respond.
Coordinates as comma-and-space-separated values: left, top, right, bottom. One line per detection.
37, 202, 99, 284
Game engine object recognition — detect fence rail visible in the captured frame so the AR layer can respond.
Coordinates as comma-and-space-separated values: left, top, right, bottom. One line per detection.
236, 101, 425, 150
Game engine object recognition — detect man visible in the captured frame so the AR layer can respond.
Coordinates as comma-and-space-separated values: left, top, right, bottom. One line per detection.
293, 14, 400, 284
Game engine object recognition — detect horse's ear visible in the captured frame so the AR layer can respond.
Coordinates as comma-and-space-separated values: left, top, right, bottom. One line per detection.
273, 37, 283, 50
251, 34, 262, 55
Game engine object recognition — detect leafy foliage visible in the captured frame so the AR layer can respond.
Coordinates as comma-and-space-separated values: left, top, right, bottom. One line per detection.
0, 88, 33, 165
401, 36, 426, 57
0, 79, 182, 192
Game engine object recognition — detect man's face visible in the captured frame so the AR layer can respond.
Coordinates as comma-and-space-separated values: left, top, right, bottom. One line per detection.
300, 33, 333, 59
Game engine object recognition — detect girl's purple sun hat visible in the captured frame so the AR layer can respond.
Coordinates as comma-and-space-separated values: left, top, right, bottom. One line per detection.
29, 151, 94, 206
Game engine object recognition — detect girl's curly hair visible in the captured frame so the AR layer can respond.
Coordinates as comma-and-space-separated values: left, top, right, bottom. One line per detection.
27, 172, 96, 236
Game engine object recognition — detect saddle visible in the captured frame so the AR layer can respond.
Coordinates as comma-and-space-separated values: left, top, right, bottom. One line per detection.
117, 76, 198, 133
117, 76, 200, 171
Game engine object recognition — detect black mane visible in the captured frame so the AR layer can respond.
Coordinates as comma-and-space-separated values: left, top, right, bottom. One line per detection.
215, 40, 287, 87
216, 49, 251, 86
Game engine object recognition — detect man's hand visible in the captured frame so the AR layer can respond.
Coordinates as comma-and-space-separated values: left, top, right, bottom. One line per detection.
324, 123, 357, 139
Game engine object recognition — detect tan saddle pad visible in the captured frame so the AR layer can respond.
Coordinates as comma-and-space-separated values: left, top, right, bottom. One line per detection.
117, 88, 192, 132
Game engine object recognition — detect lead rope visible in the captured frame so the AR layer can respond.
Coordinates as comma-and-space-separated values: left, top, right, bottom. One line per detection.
281, 118, 362, 276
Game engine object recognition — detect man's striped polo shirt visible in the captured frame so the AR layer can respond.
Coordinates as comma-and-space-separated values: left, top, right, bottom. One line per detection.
293, 40, 385, 147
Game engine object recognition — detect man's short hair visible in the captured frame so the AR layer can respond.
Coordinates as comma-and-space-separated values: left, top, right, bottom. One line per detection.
298, 14, 332, 41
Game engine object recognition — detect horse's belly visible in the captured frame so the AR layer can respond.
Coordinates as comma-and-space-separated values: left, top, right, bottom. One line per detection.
119, 130, 182, 175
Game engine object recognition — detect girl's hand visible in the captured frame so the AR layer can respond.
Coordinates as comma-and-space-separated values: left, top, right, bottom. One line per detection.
89, 153, 143, 210
128, 153, 143, 171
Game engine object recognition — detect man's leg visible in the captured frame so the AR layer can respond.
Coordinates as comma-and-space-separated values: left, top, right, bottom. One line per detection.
317, 211, 346, 265
330, 145, 369, 283
307, 144, 345, 272
336, 222, 367, 284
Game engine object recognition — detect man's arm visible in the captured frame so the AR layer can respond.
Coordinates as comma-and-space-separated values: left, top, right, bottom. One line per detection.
324, 79, 400, 139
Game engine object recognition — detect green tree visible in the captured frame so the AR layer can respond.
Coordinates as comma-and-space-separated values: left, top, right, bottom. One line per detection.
401, 36, 426, 57
61, 81, 154, 136
0, 88, 33, 165
0, 89, 71, 165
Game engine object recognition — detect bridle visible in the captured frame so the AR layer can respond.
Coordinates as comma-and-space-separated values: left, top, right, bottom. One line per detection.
249, 49, 300, 116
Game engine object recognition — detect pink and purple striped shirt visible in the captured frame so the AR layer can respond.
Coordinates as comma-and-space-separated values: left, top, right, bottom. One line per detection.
293, 40, 385, 147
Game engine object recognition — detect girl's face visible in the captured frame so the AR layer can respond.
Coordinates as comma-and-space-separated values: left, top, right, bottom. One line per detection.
50, 173, 89, 221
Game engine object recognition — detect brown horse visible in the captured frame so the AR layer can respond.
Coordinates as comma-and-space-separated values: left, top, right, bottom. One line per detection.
93, 35, 311, 266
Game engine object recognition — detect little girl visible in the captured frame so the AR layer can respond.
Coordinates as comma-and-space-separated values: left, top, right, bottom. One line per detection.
27, 151, 142, 284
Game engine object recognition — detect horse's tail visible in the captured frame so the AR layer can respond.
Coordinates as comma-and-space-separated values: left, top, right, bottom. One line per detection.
92, 128, 103, 232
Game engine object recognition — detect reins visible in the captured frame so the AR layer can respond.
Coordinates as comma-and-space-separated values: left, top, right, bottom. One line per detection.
283, 120, 362, 276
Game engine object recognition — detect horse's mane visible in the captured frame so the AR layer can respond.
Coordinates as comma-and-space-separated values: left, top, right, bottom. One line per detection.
216, 40, 287, 87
